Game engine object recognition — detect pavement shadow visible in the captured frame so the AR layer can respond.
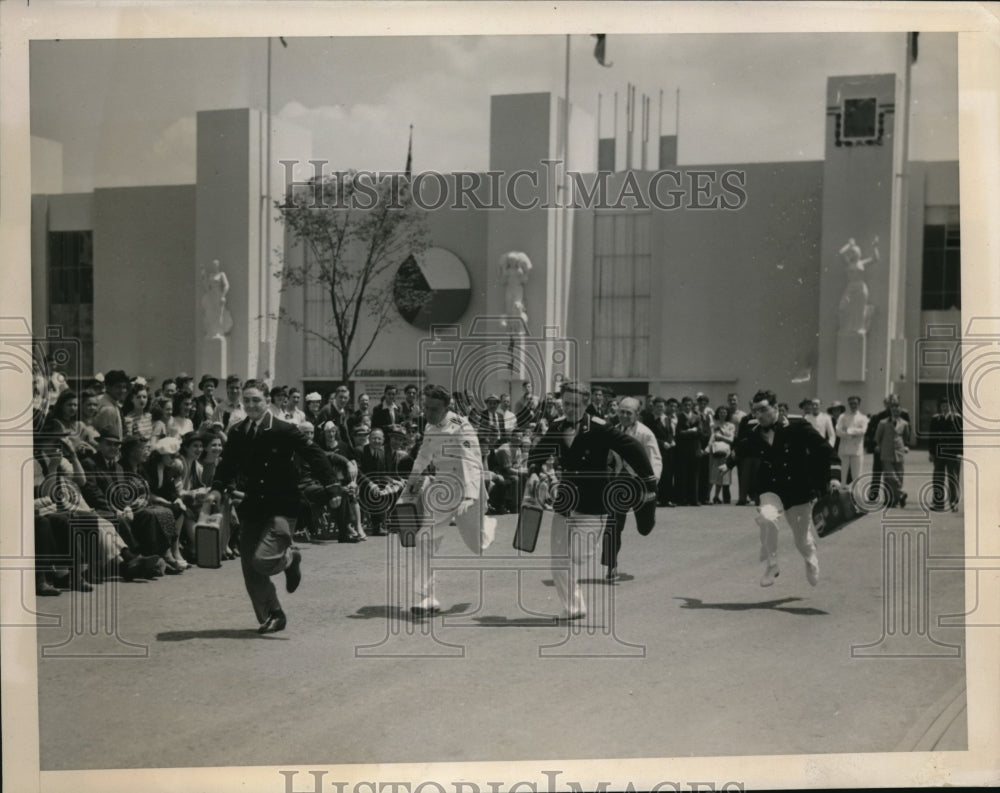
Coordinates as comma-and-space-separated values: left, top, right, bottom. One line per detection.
348, 603, 472, 622
469, 615, 561, 627
674, 596, 828, 616
542, 574, 635, 586
156, 629, 286, 641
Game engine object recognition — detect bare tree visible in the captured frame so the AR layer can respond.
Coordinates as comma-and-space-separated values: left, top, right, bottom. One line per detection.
274, 171, 429, 386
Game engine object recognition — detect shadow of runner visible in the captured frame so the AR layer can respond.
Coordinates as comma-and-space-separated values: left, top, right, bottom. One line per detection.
469, 615, 561, 627
674, 596, 829, 616
348, 603, 472, 622
156, 629, 286, 641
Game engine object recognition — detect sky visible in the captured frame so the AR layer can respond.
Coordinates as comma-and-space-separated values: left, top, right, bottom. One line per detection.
29, 32, 958, 193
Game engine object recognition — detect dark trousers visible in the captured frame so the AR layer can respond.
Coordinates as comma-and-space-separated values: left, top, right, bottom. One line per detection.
698, 453, 711, 503
868, 453, 883, 501
601, 510, 627, 569
737, 456, 761, 505
932, 457, 961, 508
675, 449, 700, 506
238, 513, 296, 624
658, 448, 675, 504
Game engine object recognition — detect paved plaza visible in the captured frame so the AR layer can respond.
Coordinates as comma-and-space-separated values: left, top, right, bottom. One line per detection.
33, 459, 968, 771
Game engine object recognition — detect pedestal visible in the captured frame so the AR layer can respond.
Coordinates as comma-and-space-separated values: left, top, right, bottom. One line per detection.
837, 330, 867, 382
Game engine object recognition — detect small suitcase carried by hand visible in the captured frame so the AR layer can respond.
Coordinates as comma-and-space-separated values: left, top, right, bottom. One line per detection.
513, 501, 544, 553
812, 487, 868, 538
195, 511, 224, 568
389, 500, 422, 548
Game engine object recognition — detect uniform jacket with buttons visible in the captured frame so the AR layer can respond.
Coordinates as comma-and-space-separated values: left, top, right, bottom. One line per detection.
736, 417, 841, 507
527, 414, 655, 515
211, 412, 336, 518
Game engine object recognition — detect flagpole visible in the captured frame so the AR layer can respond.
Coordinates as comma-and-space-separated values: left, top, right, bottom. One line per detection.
886, 32, 913, 397
560, 33, 571, 344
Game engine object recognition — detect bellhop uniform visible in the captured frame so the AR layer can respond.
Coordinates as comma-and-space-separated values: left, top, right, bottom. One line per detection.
212, 412, 336, 624
406, 410, 494, 608
528, 413, 656, 616
730, 417, 840, 584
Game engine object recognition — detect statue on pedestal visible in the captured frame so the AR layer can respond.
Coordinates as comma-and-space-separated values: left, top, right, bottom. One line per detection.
838, 237, 879, 335
499, 251, 532, 334
201, 259, 233, 339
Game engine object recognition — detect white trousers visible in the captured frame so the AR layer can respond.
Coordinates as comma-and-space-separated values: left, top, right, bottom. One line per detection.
411, 496, 494, 603
550, 512, 605, 615
755, 492, 818, 567
842, 453, 864, 484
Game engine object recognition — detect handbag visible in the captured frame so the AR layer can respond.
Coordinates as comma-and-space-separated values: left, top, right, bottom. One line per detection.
710, 440, 731, 456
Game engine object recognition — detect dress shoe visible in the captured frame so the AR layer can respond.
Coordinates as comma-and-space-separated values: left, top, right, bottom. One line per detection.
760, 562, 780, 587
36, 581, 61, 597
258, 612, 287, 634
285, 550, 302, 593
805, 557, 820, 587
606, 567, 620, 582
899, 492, 908, 509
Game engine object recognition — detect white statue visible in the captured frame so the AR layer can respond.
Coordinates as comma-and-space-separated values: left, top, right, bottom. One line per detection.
201, 259, 233, 339
838, 237, 879, 335
499, 251, 532, 333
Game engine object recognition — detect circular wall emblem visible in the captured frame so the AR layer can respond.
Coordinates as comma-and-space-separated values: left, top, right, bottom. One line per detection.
393, 247, 471, 329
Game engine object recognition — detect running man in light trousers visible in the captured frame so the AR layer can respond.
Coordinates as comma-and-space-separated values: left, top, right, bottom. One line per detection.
722, 389, 841, 588
526, 381, 657, 620
399, 384, 496, 616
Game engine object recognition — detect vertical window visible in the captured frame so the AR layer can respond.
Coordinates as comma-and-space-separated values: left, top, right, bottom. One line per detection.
47, 230, 94, 375
921, 207, 960, 311
592, 212, 650, 378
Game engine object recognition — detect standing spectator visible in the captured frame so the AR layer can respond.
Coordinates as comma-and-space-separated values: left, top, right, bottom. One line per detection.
722, 389, 840, 587
804, 398, 837, 447
928, 396, 962, 512
475, 394, 505, 456
835, 395, 869, 484
648, 397, 677, 507
207, 380, 338, 634
303, 392, 323, 432
601, 397, 662, 581
267, 385, 289, 419
695, 393, 714, 505
864, 395, 910, 501
513, 381, 534, 415
399, 384, 420, 424
875, 401, 910, 508
158, 378, 178, 400
286, 388, 306, 425
516, 393, 542, 430
149, 395, 173, 443
675, 396, 703, 506
498, 393, 518, 435
372, 384, 401, 430
587, 386, 608, 418
348, 392, 373, 436
92, 369, 130, 442
219, 375, 245, 429
826, 401, 846, 453
192, 374, 220, 427
708, 406, 736, 504
727, 393, 747, 428
319, 385, 354, 452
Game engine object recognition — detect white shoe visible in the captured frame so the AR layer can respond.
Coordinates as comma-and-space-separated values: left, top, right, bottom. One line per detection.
760, 563, 780, 587
410, 597, 441, 616
805, 558, 819, 587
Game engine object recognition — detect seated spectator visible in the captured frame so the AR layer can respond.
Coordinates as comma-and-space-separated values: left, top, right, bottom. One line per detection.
78, 388, 103, 449
488, 427, 529, 514
177, 431, 210, 559
119, 435, 183, 574
168, 391, 196, 438
149, 395, 173, 443
318, 421, 363, 542
123, 380, 154, 441
44, 389, 97, 458
143, 436, 191, 569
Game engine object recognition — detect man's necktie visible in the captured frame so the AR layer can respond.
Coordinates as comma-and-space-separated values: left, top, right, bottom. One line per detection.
247, 421, 257, 442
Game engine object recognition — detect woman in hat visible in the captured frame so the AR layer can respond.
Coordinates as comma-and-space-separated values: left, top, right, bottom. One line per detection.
178, 432, 210, 560
143, 436, 191, 570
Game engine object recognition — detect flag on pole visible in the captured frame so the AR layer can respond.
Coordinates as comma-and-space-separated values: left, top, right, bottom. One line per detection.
592, 34, 613, 67
405, 124, 413, 178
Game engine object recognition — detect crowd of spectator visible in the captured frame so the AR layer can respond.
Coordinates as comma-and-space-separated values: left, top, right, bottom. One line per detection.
29, 366, 963, 598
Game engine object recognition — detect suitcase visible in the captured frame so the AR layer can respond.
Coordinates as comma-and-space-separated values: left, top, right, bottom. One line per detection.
812, 487, 868, 538
513, 502, 544, 553
195, 516, 224, 568
389, 501, 422, 548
